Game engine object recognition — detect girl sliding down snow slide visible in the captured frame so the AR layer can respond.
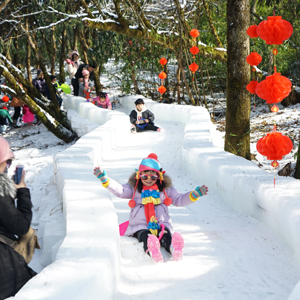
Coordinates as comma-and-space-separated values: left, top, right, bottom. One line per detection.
93, 153, 208, 263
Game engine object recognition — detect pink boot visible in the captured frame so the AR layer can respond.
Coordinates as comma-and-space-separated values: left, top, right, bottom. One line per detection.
171, 232, 184, 261
147, 235, 163, 263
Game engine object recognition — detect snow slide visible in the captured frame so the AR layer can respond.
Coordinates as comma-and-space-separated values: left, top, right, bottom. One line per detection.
12, 96, 300, 299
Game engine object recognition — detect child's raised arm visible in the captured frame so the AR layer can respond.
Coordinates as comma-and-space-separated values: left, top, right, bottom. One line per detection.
190, 185, 209, 202
93, 167, 109, 187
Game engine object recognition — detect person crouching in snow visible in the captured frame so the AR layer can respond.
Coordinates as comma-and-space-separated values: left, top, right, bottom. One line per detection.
93, 92, 112, 110
93, 153, 208, 263
129, 98, 160, 133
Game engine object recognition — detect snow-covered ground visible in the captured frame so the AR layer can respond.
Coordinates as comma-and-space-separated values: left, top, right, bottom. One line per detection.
2, 68, 300, 299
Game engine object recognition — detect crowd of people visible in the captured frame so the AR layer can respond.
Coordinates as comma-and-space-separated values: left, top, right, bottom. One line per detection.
0, 49, 119, 134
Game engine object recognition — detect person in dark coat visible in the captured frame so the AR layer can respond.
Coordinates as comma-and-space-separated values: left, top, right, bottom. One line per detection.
45, 75, 63, 108
0, 137, 36, 300
129, 98, 160, 133
32, 69, 47, 97
73, 62, 96, 96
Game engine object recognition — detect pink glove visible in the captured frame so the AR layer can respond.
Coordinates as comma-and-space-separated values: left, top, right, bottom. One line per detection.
65, 59, 71, 64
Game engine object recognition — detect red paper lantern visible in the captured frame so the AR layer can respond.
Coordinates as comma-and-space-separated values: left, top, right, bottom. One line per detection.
271, 105, 279, 113
190, 46, 199, 56
256, 132, 293, 160
2, 106, 8, 110
189, 63, 199, 73
159, 58, 167, 66
255, 72, 292, 104
2, 95, 9, 102
190, 29, 200, 38
158, 86, 166, 94
246, 52, 262, 66
158, 71, 167, 80
246, 80, 259, 94
246, 25, 259, 38
257, 16, 293, 45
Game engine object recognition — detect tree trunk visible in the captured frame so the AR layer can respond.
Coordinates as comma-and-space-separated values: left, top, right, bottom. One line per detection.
225, 0, 251, 159
131, 64, 141, 94
177, 65, 181, 105
294, 136, 300, 179
51, 26, 56, 75
25, 18, 32, 83
59, 24, 67, 84
203, 0, 223, 48
93, 65, 102, 95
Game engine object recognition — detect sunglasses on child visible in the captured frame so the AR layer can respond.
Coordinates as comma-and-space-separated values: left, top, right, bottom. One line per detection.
140, 174, 158, 180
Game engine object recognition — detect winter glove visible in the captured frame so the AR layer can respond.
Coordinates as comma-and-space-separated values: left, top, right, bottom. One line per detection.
65, 59, 71, 64
93, 167, 110, 188
190, 185, 208, 202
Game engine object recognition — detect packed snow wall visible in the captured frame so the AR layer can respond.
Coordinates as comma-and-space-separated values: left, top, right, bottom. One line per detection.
12, 96, 300, 300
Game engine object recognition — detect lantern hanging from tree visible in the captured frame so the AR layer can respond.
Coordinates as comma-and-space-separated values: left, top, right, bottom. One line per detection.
190, 46, 199, 57
189, 62, 199, 81
158, 71, 167, 81
158, 86, 166, 95
255, 71, 292, 104
256, 131, 293, 186
190, 29, 200, 40
257, 16, 293, 45
189, 29, 200, 82
246, 52, 262, 67
246, 25, 259, 38
159, 58, 167, 66
246, 80, 259, 94
158, 58, 168, 101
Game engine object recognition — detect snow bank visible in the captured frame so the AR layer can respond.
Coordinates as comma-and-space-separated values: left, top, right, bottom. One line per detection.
13, 95, 300, 299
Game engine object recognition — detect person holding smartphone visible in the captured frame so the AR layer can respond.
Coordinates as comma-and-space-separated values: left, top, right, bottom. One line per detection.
0, 136, 37, 299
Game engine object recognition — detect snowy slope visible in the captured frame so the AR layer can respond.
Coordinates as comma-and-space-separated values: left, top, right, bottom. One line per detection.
4, 94, 300, 299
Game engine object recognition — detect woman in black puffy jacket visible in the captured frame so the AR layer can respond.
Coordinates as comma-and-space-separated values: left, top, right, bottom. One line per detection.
0, 136, 36, 300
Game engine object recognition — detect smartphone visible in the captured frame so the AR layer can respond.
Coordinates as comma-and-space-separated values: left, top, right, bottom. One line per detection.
14, 165, 24, 184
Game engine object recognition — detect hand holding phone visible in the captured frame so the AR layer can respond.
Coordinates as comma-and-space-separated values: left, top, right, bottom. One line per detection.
14, 165, 24, 184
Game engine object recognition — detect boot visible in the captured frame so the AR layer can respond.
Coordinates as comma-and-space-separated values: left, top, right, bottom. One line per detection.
147, 235, 163, 263
171, 232, 184, 261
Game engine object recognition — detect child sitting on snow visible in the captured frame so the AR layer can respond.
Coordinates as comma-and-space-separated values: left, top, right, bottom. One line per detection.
92, 92, 112, 110
93, 153, 208, 263
129, 98, 160, 133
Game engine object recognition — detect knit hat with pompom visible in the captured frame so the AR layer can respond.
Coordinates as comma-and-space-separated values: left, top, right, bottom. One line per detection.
128, 153, 172, 208
139, 153, 161, 174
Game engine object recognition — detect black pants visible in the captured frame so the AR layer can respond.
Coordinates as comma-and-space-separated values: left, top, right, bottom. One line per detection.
135, 123, 159, 132
13, 107, 21, 122
0, 242, 36, 300
134, 228, 172, 254
72, 78, 79, 96
0, 116, 6, 125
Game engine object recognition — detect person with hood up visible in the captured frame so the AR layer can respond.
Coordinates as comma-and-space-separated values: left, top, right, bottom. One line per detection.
93, 153, 208, 263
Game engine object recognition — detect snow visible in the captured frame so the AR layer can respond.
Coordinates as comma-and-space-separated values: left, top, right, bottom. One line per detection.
2, 78, 300, 299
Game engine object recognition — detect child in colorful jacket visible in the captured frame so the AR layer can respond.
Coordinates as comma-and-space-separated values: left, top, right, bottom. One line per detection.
92, 92, 112, 110
93, 153, 208, 263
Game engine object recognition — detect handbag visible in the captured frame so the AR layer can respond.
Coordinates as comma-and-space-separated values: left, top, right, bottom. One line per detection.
0, 227, 41, 264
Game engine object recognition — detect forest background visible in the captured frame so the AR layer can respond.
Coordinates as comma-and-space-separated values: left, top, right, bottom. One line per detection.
0, 0, 300, 178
